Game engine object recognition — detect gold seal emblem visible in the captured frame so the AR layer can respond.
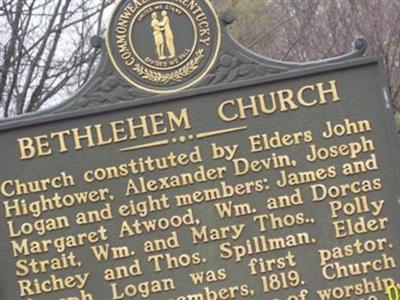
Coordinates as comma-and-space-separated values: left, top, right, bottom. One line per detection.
106, 0, 221, 94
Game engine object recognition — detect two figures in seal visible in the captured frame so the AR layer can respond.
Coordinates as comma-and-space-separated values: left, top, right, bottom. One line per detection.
151, 11, 176, 60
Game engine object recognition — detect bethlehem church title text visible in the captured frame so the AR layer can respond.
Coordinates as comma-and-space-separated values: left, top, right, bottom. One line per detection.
17, 80, 339, 160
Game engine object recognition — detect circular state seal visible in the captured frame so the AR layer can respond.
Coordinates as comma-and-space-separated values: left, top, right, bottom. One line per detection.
106, 0, 221, 94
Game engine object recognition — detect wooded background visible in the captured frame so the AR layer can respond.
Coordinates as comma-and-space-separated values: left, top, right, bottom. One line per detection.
1, 0, 399, 131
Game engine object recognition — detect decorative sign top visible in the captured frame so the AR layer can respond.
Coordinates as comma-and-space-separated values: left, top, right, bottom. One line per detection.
106, 0, 221, 94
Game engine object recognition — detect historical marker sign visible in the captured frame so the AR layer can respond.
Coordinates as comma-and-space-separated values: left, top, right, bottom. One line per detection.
0, 1, 399, 300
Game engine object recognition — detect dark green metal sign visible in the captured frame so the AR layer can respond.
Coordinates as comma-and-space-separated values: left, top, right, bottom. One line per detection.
0, 1, 399, 300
